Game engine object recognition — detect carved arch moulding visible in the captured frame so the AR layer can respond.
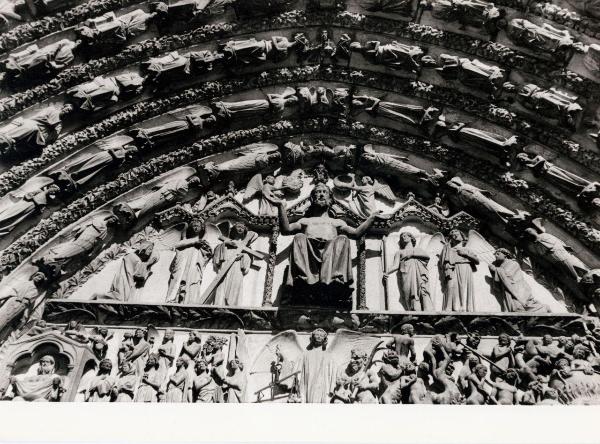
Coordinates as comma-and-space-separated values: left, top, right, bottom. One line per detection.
1, 0, 600, 406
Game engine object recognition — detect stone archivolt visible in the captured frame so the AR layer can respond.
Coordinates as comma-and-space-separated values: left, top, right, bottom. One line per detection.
0, 0, 599, 406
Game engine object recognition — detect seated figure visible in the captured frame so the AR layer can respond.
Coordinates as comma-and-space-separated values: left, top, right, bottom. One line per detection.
6, 355, 64, 402
278, 182, 380, 307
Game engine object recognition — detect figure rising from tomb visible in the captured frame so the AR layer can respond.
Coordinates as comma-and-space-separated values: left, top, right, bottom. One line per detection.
84, 359, 115, 402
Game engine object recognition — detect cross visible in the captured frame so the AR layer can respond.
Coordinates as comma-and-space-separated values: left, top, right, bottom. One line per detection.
199, 232, 267, 305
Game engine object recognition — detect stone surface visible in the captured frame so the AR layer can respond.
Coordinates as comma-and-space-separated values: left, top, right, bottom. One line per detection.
0, 0, 598, 405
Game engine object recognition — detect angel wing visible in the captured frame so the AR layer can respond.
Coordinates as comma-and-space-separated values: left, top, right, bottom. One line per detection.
147, 223, 187, 251
202, 222, 226, 252
466, 230, 496, 265
418, 233, 446, 311
244, 174, 264, 201
326, 329, 384, 371
249, 330, 303, 402
465, 230, 501, 312
373, 178, 395, 202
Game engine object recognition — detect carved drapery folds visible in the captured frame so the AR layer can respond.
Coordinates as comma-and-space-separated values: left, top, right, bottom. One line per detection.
0, 0, 600, 408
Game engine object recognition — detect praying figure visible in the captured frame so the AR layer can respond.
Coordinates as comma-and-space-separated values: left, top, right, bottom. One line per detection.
488, 248, 549, 313
278, 183, 380, 306
84, 359, 115, 402
440, 229, 479, 311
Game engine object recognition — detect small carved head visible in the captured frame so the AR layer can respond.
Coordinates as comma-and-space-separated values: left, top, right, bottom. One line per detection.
135, 241, 154, 261
542, 334, 553, 346
309, 328, 328, 349
190, 219, 205, 237
448, 229, 465, 244
30, 271, 47, 287
494, 248, 512, 263
195, 359, 208, 373
524, 227, 539, 240
498, 333, 511, 346
163, 329, 175, 343
468, 355, 479, 367
229, 358, 243, 371
310, 183, 332, 209
349, 349, 367, 372
45, 184, 61, 201
99, 359, 113, 373
474, 363, 488, 379
146, 353, 159, 368
382, 350, 400, 367
229, 222, 248, 241
38, 355, 56, 375
360, 176, 373, 186
399, 232, 417, 248
572, 344, 589, 360
467, 333, 481, 349
264, 175, 276, 185
134, 328, 145, 339
555, 358, 571, 376
504, 369, 519, 385
543, 388, 559, 401
120, 362, 134, 375
431, 334, 445, 349
418, 362, 430, 375
400, 324, 415, 336
189, 330, 201, 343
176, 357, 188, 369
60, 103, 75, 118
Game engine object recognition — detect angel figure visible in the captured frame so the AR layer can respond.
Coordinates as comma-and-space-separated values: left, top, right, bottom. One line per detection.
333, 174, 395, 219
36, 211, 119, 271
95, 240, 159, 302
123, 169, 198, 221
211, 222, 262, 306
198, 143, 282, 186
384, 232, 444, 311
446, 177, 518, 224
524, 221, 588, 283
440, 229, 480, 311
244, 174, 285, 216
165, 220, 214, 304
489, 248, 549, 313
0, 177, 60, 237
250, 329, 383, 403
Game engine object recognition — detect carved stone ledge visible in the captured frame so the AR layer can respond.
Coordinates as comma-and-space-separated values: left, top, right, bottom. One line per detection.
42, 299, 593, 336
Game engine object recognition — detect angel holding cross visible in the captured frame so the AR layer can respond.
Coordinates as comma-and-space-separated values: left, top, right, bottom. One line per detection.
211, 222, 264, 306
